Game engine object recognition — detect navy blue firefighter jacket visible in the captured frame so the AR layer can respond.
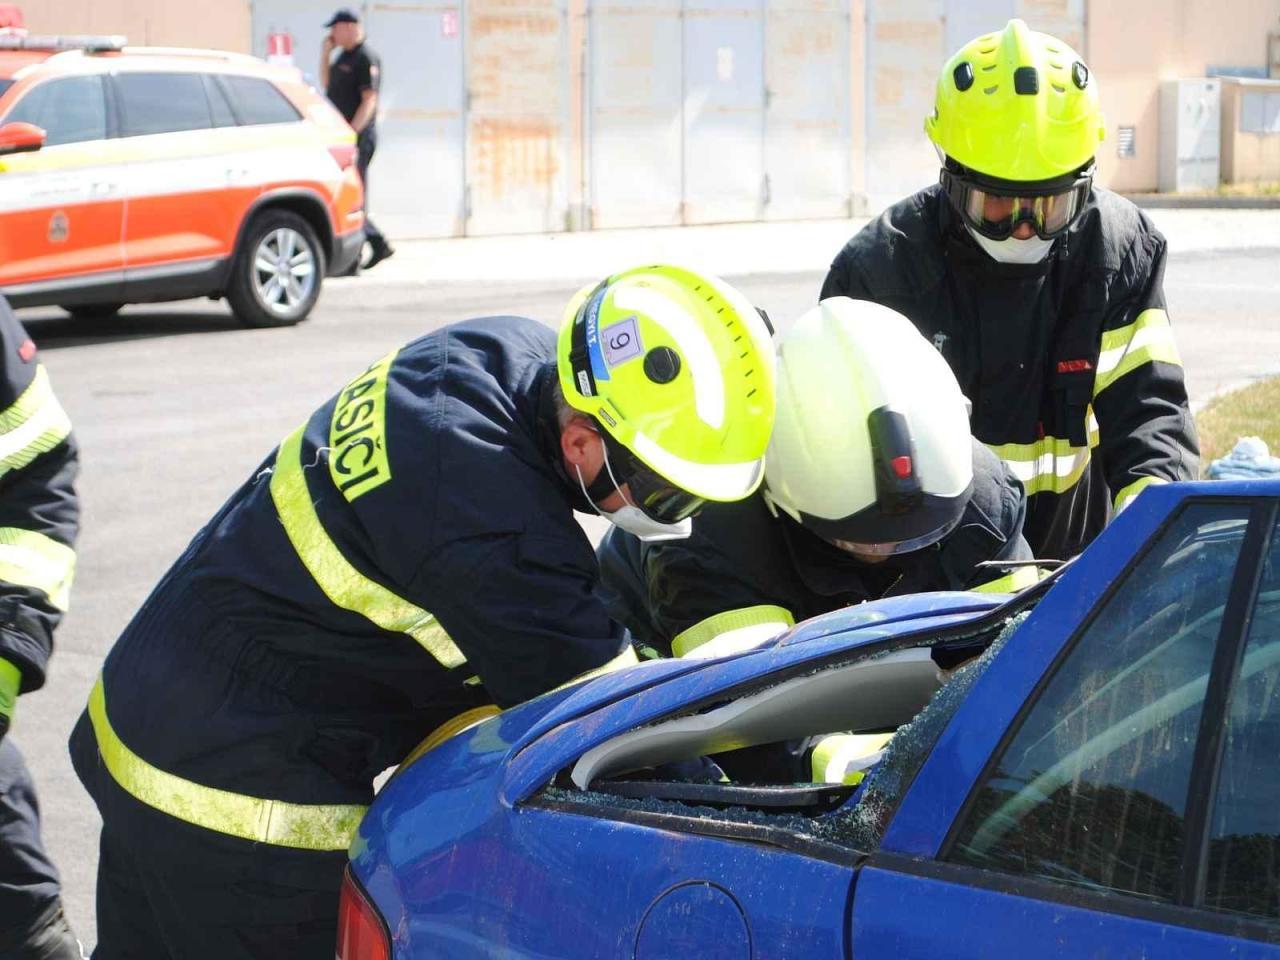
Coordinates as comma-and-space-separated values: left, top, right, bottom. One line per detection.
71, 317, 629, 836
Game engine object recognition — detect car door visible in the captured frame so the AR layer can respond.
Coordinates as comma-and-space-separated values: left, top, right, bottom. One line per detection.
112, 69, 243, 275
0, 73, 125, 298
851, 497, 1280, 958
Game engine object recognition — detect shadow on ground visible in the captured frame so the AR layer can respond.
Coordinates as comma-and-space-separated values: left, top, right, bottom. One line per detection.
20, 305, 244, 349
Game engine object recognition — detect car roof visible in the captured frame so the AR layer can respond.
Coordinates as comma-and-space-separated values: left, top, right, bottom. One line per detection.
0, 43, 297, 83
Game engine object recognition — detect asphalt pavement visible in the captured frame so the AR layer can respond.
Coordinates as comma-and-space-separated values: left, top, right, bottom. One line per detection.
13, 208, 1280, 946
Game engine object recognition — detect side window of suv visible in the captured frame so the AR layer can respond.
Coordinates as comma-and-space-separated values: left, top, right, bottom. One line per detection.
116, 72, 212, 137
221, 75, 301, 126
1203, 514, 1280, 921
5, 75, 108, 146
947, 503, 1251, 901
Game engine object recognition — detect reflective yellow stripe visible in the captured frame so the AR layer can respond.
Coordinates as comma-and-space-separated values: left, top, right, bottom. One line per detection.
270, 426, 467, 670
671, 605, 795, 659
0, 366, 72, 479
972, 565, 1045, 594
0, 657, 19, 725
1113, 475, 1166, 513
88, 677, 365, 851
988, 409, 1099, 497
0, 527, 76, 611
1094, 308, 1182, 397
810, 732, 894, 785
404, 704, 503, 767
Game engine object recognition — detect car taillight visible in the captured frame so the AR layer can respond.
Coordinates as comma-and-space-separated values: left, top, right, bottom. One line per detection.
329, 144, 357, 170
337, 866, 391, 960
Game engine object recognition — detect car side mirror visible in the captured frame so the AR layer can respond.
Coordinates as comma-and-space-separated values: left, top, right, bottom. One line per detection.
0, 122, 46, 156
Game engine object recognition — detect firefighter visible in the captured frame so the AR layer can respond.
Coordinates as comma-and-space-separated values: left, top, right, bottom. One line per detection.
0, 296, 82, 960
69, 265, 775, 958
597, 297, 1032, 664
821, 19, 1199, 560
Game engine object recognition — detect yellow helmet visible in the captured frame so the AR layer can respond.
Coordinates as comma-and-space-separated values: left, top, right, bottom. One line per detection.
926, 19, 1106, 241
557, 265, 776, 517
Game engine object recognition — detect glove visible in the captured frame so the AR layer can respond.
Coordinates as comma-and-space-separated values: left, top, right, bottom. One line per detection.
0, 656, 19, 743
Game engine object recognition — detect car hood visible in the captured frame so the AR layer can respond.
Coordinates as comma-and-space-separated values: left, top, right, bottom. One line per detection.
365, 590, 1004, 834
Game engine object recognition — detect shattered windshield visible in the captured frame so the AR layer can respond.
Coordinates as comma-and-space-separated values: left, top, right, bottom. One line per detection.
539, 608, 1034, 855
823, 611, 1030, 851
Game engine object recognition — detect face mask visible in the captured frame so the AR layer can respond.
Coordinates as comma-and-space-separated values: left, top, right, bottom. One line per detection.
966, 225, 1055, 264
574, 451, 692, 543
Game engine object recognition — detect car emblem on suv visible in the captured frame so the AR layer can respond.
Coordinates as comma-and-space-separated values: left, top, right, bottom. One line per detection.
48, 211, 69, 243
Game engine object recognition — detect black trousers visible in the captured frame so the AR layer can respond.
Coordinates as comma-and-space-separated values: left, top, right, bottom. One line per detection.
0, 738, 78, 959
69, 714, 348, 960
355, 132, 387, 251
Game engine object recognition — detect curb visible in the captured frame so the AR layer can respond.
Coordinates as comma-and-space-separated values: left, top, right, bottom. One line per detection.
1191, 370, 1280, 415
1123, 193, 1280, 210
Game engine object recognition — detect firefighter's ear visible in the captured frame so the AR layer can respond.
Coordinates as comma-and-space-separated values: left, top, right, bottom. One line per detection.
559, 416, 603, 472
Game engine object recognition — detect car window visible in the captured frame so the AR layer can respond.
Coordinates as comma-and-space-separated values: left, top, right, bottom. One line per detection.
1204, 514, 1280, 921
0, 79, 13, 99
116, 72, 212, 137
203, 74, 237, 128
948, 503, 1250, 902
4, 75, 107, 146
221, 75, 301, 126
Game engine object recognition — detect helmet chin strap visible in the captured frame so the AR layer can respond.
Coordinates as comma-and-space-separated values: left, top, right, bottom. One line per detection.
576, 440, 632, 508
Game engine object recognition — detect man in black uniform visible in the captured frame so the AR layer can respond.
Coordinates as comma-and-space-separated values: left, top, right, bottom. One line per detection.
821, 20, 1198, 560
321, 8, 395, 270
69, 265, 776, 959
598, 298, 1031, 663
0, 295, 82, 959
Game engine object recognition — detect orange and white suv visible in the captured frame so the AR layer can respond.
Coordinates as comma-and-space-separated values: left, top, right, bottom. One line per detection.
0, 34, 365, 327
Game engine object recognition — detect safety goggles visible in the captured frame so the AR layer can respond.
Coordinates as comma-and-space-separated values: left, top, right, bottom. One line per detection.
602, 433, 705, 524
941, 161, 1094, 242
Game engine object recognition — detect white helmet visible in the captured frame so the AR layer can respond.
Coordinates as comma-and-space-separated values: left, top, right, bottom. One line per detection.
764, 297, 974, 556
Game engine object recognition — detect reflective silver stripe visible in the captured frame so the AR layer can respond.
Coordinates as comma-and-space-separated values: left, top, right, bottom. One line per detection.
0, 527, 76, 611
0, 366, 73, 479
269, 425, 467, 670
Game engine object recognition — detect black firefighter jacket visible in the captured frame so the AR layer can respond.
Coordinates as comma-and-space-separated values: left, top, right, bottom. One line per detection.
0, 296, 79, 739
71, 316, 630, 851
598, 439, 1031, 659
820, 184, 1200, 560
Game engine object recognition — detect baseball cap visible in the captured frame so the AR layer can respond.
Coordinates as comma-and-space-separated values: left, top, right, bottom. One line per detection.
324, 8, 360, 26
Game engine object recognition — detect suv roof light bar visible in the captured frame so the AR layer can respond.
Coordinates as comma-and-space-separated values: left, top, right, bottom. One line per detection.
0, 34, 127, 52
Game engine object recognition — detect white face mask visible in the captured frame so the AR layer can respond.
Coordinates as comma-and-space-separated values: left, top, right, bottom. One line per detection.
574, 452, 692, 543
966, 225, 1055, 265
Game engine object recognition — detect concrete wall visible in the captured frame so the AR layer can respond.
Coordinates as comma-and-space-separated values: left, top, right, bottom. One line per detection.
1220, 77, 1280, 183
19, 0, 251, 52
1089, 0, 1280, 192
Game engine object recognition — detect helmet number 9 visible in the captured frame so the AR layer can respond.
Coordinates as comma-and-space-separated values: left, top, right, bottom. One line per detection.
602, 317, 643, 367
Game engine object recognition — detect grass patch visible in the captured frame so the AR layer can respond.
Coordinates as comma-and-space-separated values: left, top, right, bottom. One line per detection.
1196, 376, 1280, 469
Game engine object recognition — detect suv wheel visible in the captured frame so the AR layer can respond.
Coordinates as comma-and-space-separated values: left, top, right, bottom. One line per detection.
226, 210, 325, 328
61, 302, 124, 320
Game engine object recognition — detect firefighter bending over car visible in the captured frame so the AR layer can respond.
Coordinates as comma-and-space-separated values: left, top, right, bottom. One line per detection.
0, 295, 82, 960
599, 296, 1031, 662
821, 19, 1199, 559
69, 266, 776, 959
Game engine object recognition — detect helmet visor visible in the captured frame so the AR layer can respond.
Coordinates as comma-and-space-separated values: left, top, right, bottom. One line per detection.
943, 164, 1092, 241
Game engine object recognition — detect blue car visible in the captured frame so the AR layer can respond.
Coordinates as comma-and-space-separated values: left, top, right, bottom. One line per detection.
340, 481, 1280, 959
